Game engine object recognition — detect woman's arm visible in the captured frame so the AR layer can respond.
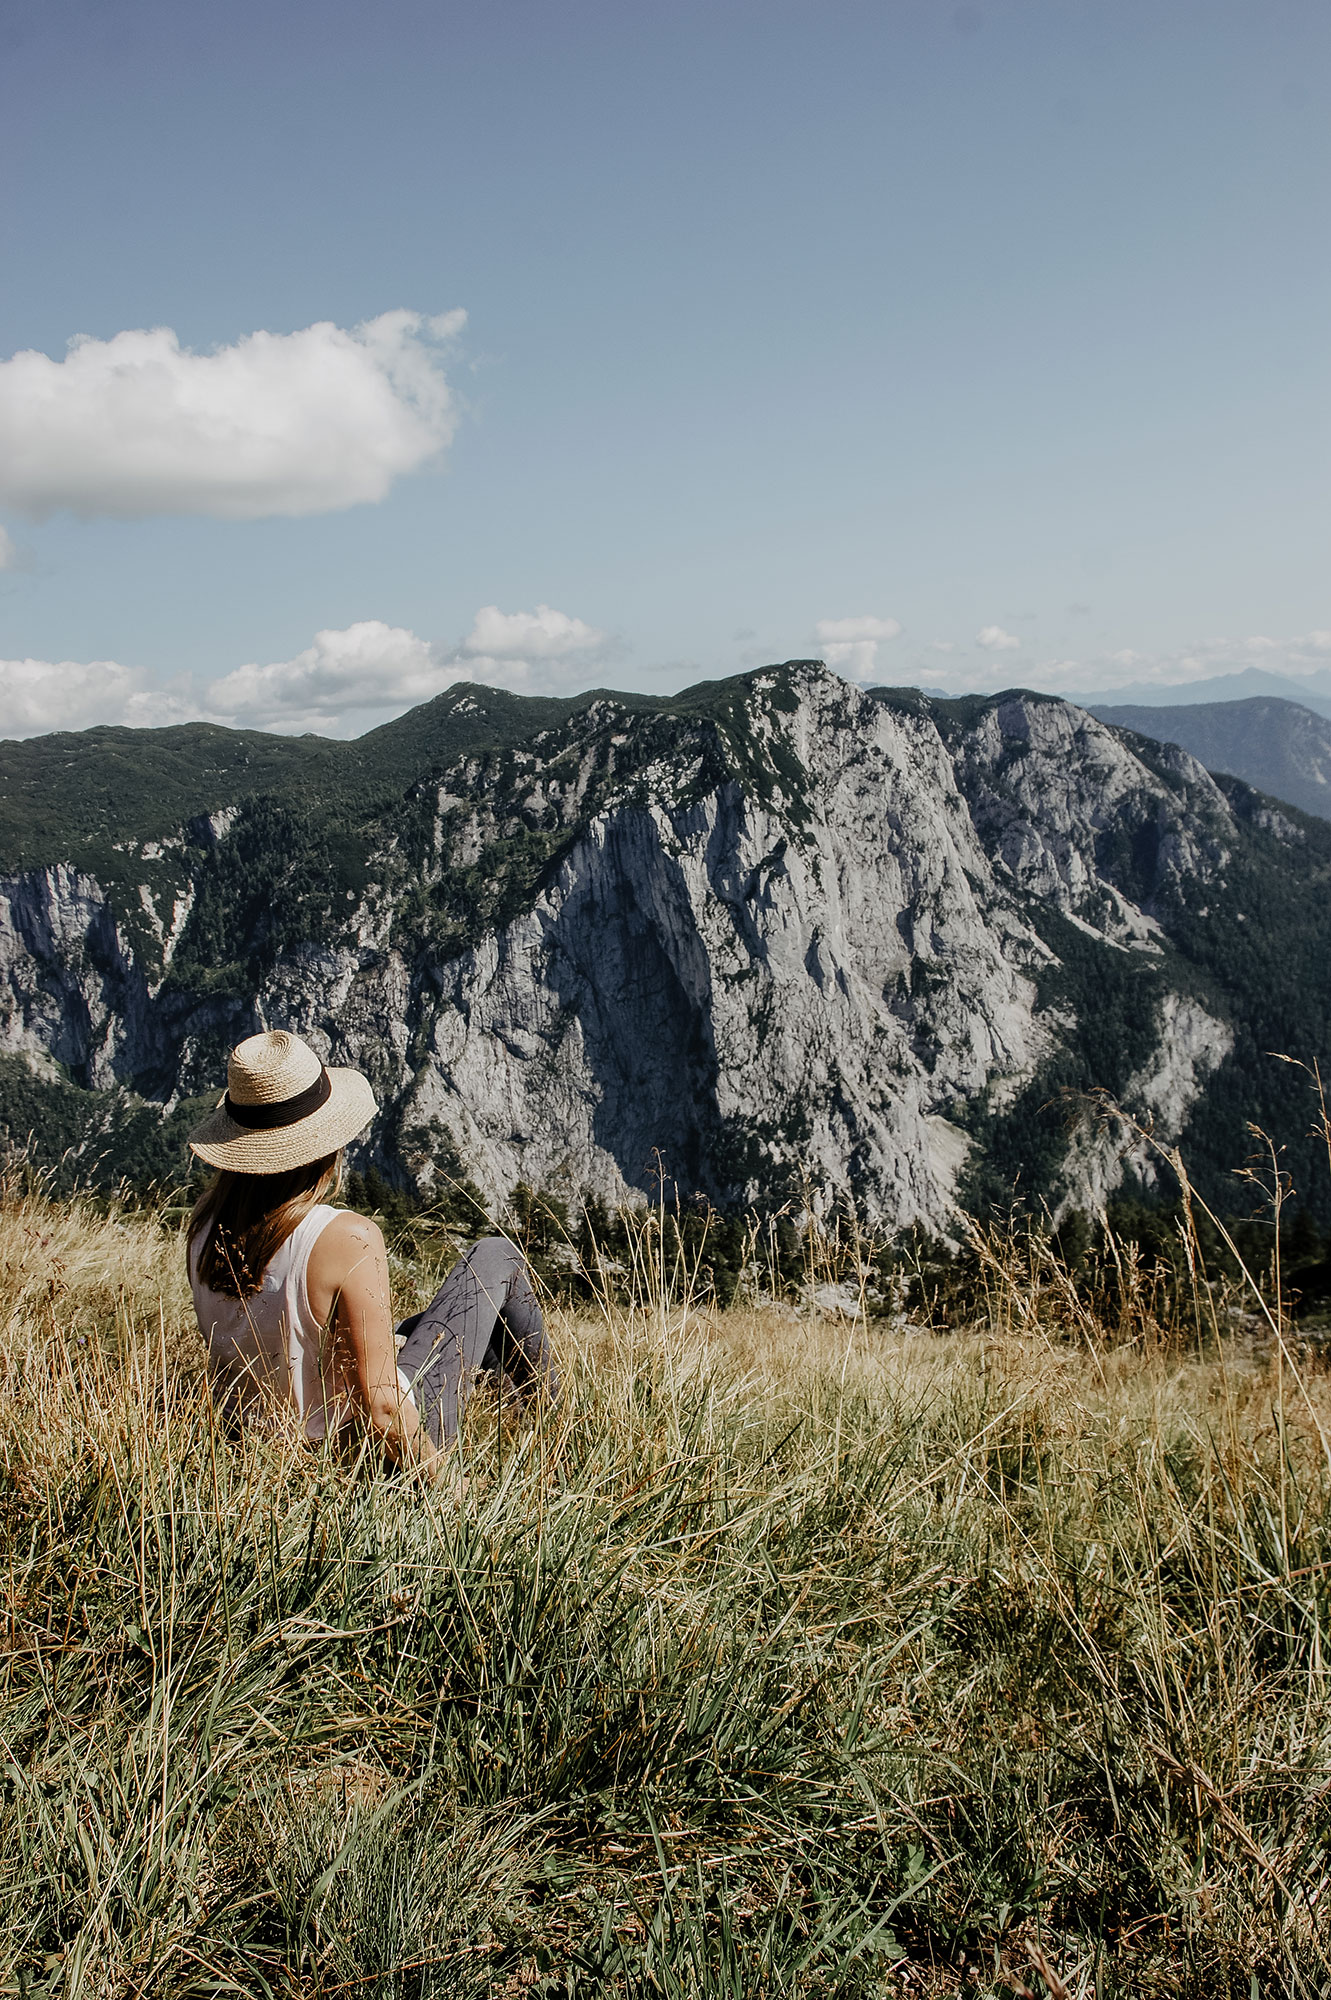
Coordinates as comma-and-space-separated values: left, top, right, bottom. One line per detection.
307, 1212, 437, 1467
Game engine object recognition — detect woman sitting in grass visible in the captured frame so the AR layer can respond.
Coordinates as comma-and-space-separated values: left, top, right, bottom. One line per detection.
186, 1030, 558, 1469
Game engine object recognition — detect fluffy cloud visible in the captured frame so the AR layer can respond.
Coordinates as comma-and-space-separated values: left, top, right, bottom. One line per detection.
816, 616, 902, 644
815, 614, 902, 683
0, 657, 194, 737
14, 619, 1331, 739
206, 622, 445, 732
206, 604, 609, 733
0, 309, 465, 521
0, 602, 611, 740
976, 625, 1021, 651
462, 604, 604, 660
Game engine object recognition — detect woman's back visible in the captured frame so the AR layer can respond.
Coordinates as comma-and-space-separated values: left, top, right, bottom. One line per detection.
184, 1030, 554, 1467
190, 1201, 356, 1439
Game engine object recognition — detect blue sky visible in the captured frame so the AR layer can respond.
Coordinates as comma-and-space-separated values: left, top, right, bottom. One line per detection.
0, 0, 1328, 735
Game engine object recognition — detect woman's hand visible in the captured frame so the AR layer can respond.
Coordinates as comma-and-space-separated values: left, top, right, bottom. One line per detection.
306, 1212, 438, 1467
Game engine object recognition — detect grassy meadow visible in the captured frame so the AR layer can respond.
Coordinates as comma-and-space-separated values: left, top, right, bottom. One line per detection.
0, 1179, 1329, 1998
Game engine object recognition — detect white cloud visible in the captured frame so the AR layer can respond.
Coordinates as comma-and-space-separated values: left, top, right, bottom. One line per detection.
19, 615, 1331, 741
816, 616, 902, 644
0, 528, 19, 571
0, 657, 194, 737
462, 604, 605, 660
205, 604, 610, 733
0, 602, 611, 740
0, 309, 465, 522
976, 625, 1021, 651
815, 614, 902, 683
207, 622, 445, 732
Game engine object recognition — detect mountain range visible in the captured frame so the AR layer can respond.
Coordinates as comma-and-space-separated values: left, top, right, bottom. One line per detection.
1, 661, 1329, 1231
1089, 697, 1331, 824
1071, 665, 1331, 722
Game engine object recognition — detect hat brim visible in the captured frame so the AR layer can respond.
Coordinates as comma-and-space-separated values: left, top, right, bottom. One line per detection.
188, 1068, 378, 1174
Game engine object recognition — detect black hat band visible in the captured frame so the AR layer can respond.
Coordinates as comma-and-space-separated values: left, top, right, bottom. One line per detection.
225, 1067, 333, 1129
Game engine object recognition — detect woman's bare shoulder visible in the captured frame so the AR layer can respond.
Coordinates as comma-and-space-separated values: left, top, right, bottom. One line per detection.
307, 1209, 387, 1287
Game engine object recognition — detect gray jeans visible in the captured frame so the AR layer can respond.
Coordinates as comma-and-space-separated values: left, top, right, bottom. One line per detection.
394, 1236, 559, 1446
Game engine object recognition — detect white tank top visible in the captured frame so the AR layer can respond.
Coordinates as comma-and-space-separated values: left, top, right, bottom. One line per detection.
189, 1203, 392, 1443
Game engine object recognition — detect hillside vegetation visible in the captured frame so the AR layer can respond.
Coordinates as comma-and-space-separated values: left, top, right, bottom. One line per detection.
0, 1175, 1328, 1997
0, 674, 799, 877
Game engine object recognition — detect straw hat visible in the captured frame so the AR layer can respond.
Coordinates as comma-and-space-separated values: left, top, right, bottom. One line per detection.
188, 1031, 377, 1174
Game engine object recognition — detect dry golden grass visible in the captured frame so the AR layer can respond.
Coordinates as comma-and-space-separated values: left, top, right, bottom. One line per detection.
0, 1183, 1328, 1998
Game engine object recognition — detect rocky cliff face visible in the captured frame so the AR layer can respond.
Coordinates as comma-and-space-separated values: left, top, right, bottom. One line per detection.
0, 663, 1324, 1228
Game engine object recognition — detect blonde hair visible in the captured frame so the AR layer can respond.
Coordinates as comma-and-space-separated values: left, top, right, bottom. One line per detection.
188, 1153, 340, 1299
